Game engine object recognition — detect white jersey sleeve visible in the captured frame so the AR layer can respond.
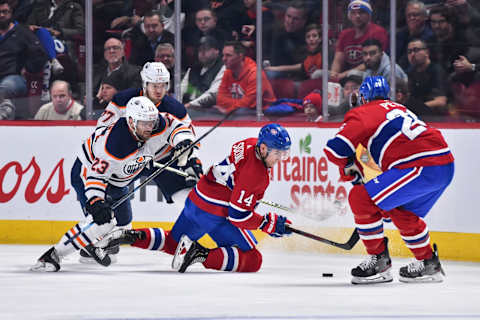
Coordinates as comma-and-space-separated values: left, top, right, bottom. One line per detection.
95, 102, 125, 128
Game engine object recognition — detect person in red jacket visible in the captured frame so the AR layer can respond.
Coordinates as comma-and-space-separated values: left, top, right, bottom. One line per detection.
215, 41, 276, 115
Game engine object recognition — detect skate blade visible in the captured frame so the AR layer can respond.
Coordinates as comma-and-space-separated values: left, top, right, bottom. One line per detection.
172, 235, 193, 271
352, 270, 393, 285
399, 272, 444, 283
79, 255, 117, 265
30, 261, 59, 272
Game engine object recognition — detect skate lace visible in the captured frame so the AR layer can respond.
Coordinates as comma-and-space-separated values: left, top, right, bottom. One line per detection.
94, 247, 106, 260
359, 255, 378, 271
406, 260, 425, 273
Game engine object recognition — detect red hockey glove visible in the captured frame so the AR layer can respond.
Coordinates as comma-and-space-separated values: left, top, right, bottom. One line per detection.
339, 156, 364, 185
260, 212, 292, 238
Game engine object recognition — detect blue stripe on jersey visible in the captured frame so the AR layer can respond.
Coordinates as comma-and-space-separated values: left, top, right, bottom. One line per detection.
403, 232, 429, 245
225, 247, 236, 271
112, 88, 142, 107
151, 228, 163, 250
245, 229, 258, 245
326, 137, 355, 158
228, 206, 250, 221
370, 116, 403, 164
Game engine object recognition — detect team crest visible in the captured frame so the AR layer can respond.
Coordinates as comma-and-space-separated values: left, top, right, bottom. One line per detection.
123, 155, 153, 175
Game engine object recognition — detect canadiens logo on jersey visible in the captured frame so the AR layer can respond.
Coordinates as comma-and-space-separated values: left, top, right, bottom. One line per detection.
345, 44, 363, 66
123, 155, 153, 176
229, 83, 245, 99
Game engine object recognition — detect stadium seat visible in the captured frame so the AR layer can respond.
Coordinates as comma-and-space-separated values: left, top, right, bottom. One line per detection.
269, 78, 297, 99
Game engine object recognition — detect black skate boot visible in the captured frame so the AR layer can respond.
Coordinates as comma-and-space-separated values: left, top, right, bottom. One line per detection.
399, 243, 445, 283
83, 244, 111, 267
30, 247, 61, 272
351, 237, 393, 284
172, 235, 210, 273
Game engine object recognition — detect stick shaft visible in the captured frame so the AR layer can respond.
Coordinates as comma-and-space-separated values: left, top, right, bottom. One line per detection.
286, 226, 359, 250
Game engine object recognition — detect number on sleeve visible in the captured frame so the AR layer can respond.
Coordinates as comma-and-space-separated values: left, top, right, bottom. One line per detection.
237, 190, 254, 207
386, 109, 426, 140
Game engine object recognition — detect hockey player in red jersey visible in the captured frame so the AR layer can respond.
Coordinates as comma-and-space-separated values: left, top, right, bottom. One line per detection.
324, 76, 454, 284
102, 123, 293, 273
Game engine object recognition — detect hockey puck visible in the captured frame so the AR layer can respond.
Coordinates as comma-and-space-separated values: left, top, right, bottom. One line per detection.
322, 273, 333, 277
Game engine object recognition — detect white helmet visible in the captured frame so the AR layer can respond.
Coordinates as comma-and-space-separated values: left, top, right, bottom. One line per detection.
125, 96, 159, 135
140, 62, 170, 92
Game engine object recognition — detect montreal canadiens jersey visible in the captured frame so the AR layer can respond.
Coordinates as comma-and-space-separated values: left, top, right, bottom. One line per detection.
188, 138, 267, 230
324, 100, 454, 171
77, 116, 183, 200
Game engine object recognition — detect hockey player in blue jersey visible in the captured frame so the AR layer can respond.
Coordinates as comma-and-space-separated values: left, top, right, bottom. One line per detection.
97, 61, 203, 204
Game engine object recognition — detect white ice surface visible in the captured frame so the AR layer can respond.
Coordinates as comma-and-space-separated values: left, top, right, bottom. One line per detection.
1, 245, 479, 320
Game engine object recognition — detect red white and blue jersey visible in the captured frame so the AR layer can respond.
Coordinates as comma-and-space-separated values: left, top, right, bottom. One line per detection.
324, 100, 454, 171
188, 138, 267, 230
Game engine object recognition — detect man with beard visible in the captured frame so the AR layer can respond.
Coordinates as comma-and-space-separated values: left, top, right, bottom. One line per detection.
362, 38, 408, 82
0, 0, 48, 119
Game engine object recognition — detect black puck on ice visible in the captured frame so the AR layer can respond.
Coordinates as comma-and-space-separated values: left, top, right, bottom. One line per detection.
322, 273, 333, 277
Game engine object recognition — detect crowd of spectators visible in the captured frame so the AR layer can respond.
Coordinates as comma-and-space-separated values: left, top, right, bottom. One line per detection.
1, 0, 480, 121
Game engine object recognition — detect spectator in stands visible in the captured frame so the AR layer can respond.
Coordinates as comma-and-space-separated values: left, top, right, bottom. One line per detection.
181, 36, 226, 109
215, 41, 275, 114
34, 80, 84, 120
209, 0, 245, 34
92, 71, 123, 119
126, 10, 174, 67
267, 1, 309, 79
406, 38, 448, 116
444, 0, 480, 27
362, 38, 408, 82
26, 0, 85, 64
330, 0, 388, 82
93, 37, 141, 97
182, 8, 230, 67
264, 24, 322, 80
0, 97, 15, 120
395, 78, 410, 105
303, 91, 323, 122
428, 6, 480, 75
154, 43, 175, 94
396, 1, 434, 70
0, 0, 48, 118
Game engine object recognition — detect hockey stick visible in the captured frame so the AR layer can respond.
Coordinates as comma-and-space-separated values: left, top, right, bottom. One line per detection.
153, 156, 360, 250
65, 109, 238, 244
286, 226, 360, 250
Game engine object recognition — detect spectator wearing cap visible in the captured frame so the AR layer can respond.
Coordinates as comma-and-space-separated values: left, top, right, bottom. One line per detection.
303, 91, 323, 122
181, 36, 226, 109
330, 0, 388, 82
125, 10, 175, 67
93, 71, 124, 114
362, 38, 408, 82
215, 41, 275, 114
92, 37, 141, 97
34, 80, 84, 120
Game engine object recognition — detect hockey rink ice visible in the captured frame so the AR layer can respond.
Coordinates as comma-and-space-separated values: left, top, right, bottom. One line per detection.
1, 244, 479, 320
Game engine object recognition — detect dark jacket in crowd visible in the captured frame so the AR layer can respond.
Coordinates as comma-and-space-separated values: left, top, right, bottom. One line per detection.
93, 58, 141, 95
186, 56, 224, 100
0, 22, 48, 78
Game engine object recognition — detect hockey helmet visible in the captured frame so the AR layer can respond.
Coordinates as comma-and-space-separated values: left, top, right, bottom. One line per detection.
140, 62, 170, 92
359, 76, 390, 103
125, 96, 159, 133
257, 123, 291, 160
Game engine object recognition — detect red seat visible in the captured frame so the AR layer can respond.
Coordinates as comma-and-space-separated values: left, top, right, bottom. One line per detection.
451, 81, 480, 119
297, 79, 322, 99
269, 78, 297, 99
23, 71, 44, 119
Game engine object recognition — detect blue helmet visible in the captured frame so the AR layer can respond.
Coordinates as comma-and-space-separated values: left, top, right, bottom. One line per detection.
257, 123, 291, 151
359, 76, 390, 102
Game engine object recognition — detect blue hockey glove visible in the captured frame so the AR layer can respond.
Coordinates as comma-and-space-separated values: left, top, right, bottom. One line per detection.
260, 212, 292, 238
85, 196, 113, 225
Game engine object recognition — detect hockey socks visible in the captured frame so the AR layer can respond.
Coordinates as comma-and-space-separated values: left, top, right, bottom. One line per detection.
203, 247, 262, 272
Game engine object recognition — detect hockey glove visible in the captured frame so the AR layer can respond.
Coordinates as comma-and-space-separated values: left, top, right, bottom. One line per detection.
260, 212, 292, 238
184, 157, 204, 187
339, 156, 364, 185
85, 196, 113, 225
173, 139, 193, 167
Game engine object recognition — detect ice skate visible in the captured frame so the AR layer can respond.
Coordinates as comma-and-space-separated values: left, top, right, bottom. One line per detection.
82, 244, 111, 267
79, 245, 118, 265
172, 235, 209, 273
351, 238, 393, 284
30, 247, 61, 272
399, 244, 445, 283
